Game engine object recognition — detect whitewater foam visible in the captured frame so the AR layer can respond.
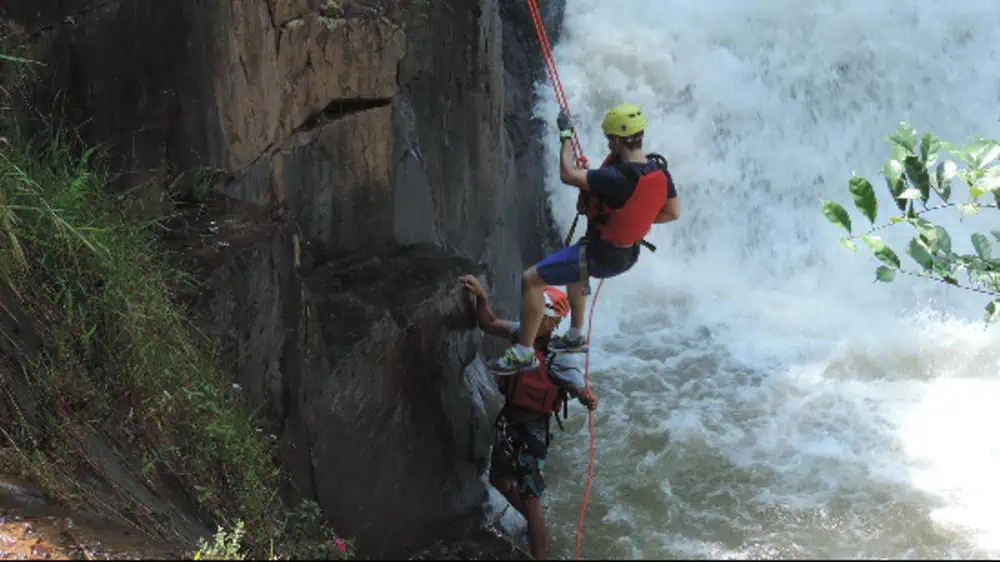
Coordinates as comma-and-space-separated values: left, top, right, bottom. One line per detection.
530, 0, 1000, 558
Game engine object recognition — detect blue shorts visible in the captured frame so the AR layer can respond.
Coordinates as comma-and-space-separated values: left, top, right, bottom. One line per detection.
534, 241, 638, 286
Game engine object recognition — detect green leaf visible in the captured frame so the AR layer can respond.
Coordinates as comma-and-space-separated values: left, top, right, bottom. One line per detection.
920, 132, 941, 168
992, 231, 1000, 242
932, 160, 955, 202
985, 300, 1000, 323
861, 235, 901, 268
876, 246, 902, 269
840, 238, 858, 253
914, 223, 948, 255
875, 265, 896, 283
848, 176, 878, 224
882, 159, 907, 212
977, 167, 1000, 194
969, 139, 1000, 168
947, 142, 975, 169
903, 155, 931, 203
908, 237, 934, 270
897, 188, 922, 200
932, 258, 956, 280
959, 203, 981, 217
862, 234, 886, 251
888, 123, 917, 155
934, 225, 952, 255
983, 145, 1000, 167
821, 200, 852, 234
972, 233, 992, 260
889, 216, 907, 224
955, 254, 978, 269
907, 216, 935, 231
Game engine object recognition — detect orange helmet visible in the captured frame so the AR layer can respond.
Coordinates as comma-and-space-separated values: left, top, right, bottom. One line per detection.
543, 287, 570, 318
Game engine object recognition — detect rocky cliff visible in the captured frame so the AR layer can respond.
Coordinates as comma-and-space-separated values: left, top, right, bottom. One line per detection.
1, 0, 564, 557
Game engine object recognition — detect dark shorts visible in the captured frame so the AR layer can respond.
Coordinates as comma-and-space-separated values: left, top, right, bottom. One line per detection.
490, 414, 549, 498
534, 239, 639, 287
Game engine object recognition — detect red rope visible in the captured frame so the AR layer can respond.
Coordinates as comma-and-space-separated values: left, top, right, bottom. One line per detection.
524, 0, 600, 559
525, 0, 589, 169
575, 277, 603, 560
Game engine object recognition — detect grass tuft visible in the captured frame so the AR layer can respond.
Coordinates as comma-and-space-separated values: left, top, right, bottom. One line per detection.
0, 47, 352, 559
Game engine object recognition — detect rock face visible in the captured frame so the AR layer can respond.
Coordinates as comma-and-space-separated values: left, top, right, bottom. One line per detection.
2, 0, 566, 557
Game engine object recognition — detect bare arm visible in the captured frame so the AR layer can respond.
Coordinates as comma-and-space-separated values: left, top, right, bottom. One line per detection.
654, 196, 680, 223
559, 138, 589, 189
549, 354, 598, 410
474, 295, 514, 340
459, 274, 513, 339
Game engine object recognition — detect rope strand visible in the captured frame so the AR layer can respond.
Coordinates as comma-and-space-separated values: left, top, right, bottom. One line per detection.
523, 0, 599, 558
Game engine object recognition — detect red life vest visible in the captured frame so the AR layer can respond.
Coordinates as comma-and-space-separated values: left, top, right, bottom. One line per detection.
503, 350, 564, 416
576, 154, 670, 247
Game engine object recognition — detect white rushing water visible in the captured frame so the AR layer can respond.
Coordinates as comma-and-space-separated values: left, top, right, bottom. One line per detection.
531, 0, 1000, 559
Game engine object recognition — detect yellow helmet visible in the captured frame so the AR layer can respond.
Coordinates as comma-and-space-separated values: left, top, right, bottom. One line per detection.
601, 103, 647, 138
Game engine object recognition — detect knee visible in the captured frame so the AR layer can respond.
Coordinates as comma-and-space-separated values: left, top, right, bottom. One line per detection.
522, 267, 545, 291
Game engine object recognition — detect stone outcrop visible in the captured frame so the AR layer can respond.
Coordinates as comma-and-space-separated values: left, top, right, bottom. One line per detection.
170, 197, 507, 556
2, 0, 566, 558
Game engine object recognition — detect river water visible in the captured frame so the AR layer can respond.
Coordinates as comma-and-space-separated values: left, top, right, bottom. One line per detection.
532, 0, 1000, 558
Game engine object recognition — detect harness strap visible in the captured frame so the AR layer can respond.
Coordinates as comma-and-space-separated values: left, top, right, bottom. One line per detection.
565, 213, 582, 247
523, 423, 549, 458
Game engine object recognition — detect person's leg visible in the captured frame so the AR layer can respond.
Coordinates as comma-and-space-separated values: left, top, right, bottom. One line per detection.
488, 244, 584, 374
513, 427, 549, 560
521, 495, 547, 560
490, 418, 526, 516
492, 476, 525, 517
546, 281, 590, 353
518, 267, 547, 350
566, 282, 587, 332
550, 244, 640, 353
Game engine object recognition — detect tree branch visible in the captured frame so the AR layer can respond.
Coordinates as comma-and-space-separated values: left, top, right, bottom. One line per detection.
849, 202, 1000, 239
892, 267, 1000, 297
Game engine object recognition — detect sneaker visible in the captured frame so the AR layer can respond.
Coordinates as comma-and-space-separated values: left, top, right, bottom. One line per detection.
487, 345, 539, 375
549, 333, 588, 353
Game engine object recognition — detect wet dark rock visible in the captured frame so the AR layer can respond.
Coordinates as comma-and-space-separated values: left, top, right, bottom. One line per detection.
1, 0, 567, 557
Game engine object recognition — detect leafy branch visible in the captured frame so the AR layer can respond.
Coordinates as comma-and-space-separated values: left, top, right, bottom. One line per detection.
820, 122, 1000, 323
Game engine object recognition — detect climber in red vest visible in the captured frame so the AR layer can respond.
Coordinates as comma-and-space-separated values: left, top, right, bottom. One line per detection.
459, 274, 598, 560
488, 103, 680, 375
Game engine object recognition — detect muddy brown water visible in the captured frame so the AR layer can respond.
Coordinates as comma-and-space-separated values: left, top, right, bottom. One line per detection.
0, 475, 181, 560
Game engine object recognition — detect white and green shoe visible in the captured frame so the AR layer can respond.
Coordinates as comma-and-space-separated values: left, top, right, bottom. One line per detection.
487, 345, 539, 375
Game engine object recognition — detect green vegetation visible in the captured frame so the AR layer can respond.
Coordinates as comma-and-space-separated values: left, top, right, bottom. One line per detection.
0, 50, 351, 558
192, 501, 355, 560
821, 122, 1000, 322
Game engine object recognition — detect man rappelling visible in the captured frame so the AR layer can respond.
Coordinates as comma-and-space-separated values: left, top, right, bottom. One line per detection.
488, 103, 681, 375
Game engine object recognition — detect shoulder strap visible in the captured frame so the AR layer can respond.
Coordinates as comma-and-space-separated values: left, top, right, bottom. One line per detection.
645, 152, 669, 172
544, 350, 570, 432
614, 162, 642, 187
543, 349, 556, 372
